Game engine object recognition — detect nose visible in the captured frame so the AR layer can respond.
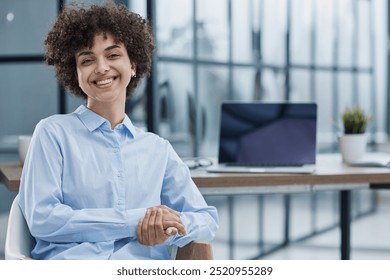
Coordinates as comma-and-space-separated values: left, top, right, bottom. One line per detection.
94, 58, 110, 74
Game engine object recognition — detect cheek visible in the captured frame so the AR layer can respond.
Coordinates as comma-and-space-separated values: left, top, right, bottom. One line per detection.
76, 69, 87, 88
121, 68, 132, 86
76, 68, 82, 85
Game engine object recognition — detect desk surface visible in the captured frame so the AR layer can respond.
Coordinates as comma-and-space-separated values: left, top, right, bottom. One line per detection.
192, 153, 390, 188
2, 153, 390, 192
0, 162, 22, 192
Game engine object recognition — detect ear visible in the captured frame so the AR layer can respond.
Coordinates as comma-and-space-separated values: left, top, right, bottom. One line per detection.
131, 62, 137, 77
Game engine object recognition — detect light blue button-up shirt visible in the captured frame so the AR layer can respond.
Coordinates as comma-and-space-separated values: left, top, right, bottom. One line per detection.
18, 105, 218, 260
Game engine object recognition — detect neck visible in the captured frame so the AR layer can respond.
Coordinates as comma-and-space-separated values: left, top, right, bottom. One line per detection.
87, 100, 125, 129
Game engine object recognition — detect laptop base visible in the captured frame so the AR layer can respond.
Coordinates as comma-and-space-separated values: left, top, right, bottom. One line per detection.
206, 164, 316, 174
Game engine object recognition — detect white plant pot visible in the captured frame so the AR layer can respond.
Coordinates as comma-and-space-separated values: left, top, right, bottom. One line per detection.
339, 134, 367, 163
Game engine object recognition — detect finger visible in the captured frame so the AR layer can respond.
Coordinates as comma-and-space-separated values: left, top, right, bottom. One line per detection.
160, 210, 183, 225
165, 227, 178, 236
137, 219, 144, 244
157, 206, 186, 235
166, 221, 186, 236
155, 208, 165, 238
162, 220, 186, 236
142, 208, 152, 244
148, 207, 158, 244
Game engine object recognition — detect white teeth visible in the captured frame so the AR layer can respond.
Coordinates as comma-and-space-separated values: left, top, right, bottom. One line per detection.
96, 78, 113, 85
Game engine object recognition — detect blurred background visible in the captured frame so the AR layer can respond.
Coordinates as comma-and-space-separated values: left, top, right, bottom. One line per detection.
1, 0, 389, 260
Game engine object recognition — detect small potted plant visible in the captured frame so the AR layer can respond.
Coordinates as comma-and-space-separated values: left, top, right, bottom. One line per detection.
339, 106, 372, 163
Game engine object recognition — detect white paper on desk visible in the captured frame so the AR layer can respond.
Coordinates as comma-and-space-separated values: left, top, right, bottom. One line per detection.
348, 153, 390, 167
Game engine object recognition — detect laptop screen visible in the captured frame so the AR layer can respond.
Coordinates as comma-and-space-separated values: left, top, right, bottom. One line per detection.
218, 102, 317, 166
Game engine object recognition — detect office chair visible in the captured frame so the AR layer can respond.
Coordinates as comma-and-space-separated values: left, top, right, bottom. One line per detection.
5, 194, 213, 260
5, 194, 35, 260
175, 241, 213, 260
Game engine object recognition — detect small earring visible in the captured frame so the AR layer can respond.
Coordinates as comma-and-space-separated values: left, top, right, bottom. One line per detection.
132, 73, 136, 78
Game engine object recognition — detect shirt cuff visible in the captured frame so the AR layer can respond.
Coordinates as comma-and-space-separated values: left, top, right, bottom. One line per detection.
124, 207, 147, 237
169, 212, 193, 247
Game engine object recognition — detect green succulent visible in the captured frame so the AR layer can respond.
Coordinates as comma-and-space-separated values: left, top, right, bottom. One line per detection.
342, 106, 372, 134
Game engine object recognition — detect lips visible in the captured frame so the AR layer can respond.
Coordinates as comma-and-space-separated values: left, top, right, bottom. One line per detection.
96, 78, 113, 85
92, 76, 117, 86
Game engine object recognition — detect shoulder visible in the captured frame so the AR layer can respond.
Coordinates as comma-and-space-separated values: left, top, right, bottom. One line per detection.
134, 126, 168, 144
133, 127, 174, 153
39, 112, 78, 126
35, 113, 79, 135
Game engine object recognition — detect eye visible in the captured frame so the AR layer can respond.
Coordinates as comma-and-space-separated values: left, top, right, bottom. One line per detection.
108, 53, 120, 59
80, 58, 94, 65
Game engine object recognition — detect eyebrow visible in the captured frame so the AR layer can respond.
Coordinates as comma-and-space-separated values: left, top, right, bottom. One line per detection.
77, 45, 121, 57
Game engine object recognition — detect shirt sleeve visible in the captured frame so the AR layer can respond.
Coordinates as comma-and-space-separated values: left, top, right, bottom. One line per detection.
18, 120, 146, 243
160, 141, 219, 248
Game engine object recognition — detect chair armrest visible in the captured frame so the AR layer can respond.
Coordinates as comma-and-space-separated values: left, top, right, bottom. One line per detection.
175, 242, 213, 260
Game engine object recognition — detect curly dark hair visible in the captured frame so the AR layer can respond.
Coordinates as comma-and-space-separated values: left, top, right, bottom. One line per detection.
44, 1, 155, 99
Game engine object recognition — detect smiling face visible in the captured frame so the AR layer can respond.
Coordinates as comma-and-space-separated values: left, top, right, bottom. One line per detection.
75, 32, 135, 108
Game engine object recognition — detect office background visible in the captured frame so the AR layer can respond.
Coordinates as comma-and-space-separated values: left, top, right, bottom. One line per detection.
0, 0, 389, 259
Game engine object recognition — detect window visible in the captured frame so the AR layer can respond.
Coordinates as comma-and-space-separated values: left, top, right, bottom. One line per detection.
152, 0, 386, 157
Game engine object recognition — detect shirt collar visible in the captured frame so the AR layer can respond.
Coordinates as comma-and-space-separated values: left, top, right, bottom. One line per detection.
121, 114, 138, 137
74, 105, 137, 137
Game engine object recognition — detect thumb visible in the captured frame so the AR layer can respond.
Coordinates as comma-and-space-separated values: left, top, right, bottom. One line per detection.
165, 227, 178, 236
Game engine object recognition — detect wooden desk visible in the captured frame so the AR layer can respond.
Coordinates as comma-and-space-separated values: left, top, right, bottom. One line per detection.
3, 153, 390, 191
191, 153, 390, 260
192, 153, 390, 188
2, 153, 390, 260
0, 162, 22, 192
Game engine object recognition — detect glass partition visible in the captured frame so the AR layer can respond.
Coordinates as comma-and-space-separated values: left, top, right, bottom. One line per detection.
0, 64, 57, 150
0, 0, 56, 55
197, 0, 229, 62
262, 0, 287, 67
156, 0, 193, 59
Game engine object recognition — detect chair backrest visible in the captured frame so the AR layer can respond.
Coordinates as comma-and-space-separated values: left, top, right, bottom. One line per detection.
5, 194, 35, 260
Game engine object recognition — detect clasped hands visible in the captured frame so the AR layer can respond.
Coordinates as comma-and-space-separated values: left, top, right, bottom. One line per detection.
136, 205, 186, 246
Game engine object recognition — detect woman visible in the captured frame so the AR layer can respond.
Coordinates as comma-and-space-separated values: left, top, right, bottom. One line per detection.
18, 1, 218, 260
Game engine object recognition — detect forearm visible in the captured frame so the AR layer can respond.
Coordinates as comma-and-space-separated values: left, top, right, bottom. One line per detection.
23, 201, 146, 243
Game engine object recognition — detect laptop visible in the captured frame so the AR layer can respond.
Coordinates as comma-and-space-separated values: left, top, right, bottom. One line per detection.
207, 102, 317, 174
